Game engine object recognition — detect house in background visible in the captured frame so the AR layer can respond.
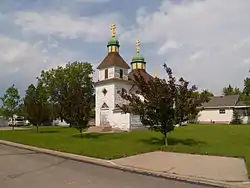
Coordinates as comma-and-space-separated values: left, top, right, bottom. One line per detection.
198, 95, 250, 124
0, 116, 8, 127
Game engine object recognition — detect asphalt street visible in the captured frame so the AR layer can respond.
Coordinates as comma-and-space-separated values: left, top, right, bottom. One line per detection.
0, 144, 216, 188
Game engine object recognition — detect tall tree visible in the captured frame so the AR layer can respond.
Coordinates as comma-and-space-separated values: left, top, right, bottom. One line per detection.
120, 64, 207, 146
243, 78, 250, 96
242, 77, 250, 113
200, 90, 214, 97
0, 107, 4, 116
38, 61, 94, 137
223, 84, 241, 96
230, 109, 243, 125
23, 83, 51, 132
0, 84, 20, 130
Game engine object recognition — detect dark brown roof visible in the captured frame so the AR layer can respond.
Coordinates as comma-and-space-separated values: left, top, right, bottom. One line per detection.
235, 100, 248, 106
128, 69, 153, 82
202, 95, 239, 108
94, 78, 132, 86
97, 52, 130, 69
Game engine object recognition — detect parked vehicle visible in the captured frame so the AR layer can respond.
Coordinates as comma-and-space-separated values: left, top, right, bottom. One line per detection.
8, 116, 26, 127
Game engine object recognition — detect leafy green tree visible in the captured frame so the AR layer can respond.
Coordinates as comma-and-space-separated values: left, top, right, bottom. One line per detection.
23, 83, 51, 132
16, 100, 28, 118
120, 64, 207, 146
0, 107, 4, 116
200, 89, 214, 97
223, 84, 241, 96
0, 84, 20, 130
243, 78, 250, 96
38, 61, 94, 137
230, 109, 243, 124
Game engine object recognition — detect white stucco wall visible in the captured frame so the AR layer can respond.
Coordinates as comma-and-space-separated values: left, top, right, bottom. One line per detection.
114, 67, 128, 79
95, 66, 147, 130
98, 66, 129, 81
99, 67, 115, 81
198, 109, 233, 124
113, 112, 130, 130
114, 82, 131, 105
95, 83, 115, 126
130, 114, 144, 130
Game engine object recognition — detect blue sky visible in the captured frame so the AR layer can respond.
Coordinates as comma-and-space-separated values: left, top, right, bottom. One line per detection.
1, 0, 250, 97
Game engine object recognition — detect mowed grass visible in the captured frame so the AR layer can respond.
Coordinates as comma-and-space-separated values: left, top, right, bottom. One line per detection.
0, 124, 250, 177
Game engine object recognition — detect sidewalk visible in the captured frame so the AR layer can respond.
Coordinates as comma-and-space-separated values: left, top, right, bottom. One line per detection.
0, 140, 249, 188
112, 151, 249, 186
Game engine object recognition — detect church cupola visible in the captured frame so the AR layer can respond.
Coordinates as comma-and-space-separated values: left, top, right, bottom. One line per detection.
96, 23, 130, 81
131, 40, 146, 70
107, 23, 120, 53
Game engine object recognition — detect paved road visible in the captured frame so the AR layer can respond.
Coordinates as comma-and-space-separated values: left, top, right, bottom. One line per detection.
0, 144, 216, 188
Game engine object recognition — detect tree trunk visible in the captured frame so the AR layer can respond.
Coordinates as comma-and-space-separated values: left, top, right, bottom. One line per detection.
179, 121, 182, 127
36, 124, 39, 133
80, 130, 83, 138
12, 116, 14, 130
164, 132, 168, 146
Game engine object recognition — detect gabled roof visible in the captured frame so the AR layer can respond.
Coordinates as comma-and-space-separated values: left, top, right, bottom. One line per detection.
235, 100, 248, 106
128, 69, 152, 82
202, 95, 239, 108
97, 52, 130, 69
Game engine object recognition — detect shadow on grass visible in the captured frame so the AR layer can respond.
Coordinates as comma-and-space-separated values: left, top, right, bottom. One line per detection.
38, 130, 60, 134
140, 136, 206, 146
72, 133, 103, 139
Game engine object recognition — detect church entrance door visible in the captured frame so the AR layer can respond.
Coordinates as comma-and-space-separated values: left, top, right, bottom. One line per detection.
100, 110, 109, 126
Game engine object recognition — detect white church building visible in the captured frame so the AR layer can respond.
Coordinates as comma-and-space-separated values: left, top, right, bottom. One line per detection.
95, 24, 152, 131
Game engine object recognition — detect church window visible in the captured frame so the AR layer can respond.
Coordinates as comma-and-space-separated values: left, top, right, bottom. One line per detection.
101, 102, 109, 109
137, 63, 142, 69
108, 46, 112, 53
105, 69, 108, 79
132, 63, 136, 70
142, 63, 145, 69
119, 69, 123, 79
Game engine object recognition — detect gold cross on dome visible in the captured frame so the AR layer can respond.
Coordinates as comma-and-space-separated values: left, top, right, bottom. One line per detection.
110, 23, 116, 38
136, 39, 141, 54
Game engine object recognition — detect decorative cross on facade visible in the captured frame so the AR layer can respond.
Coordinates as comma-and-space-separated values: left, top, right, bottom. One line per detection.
110, 23, 116, 38
136, 39, 140, 54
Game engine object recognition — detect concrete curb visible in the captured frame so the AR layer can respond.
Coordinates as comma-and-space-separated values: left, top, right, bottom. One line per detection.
0, 140, 249, 188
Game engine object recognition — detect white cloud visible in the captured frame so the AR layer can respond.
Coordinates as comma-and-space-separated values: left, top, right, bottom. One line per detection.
0, 36, 79, 95
157, 39, 181, 55
73, 0, 110, 2
121, 0, 250, 94
12, 11, 122, 41
189, 50, 208, 61
0, 37, 29, 63
243, 58, 250, 65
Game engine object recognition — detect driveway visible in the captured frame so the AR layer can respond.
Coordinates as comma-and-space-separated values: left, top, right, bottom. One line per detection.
0, 144, 215, 188
0, 127, 30, 131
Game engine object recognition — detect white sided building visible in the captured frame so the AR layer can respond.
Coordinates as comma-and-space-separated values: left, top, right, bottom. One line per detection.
198, 95, 250, 124
94, 27, 152, 131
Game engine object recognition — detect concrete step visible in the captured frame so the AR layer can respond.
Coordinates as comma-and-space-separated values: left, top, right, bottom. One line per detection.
86, 125, 113, 133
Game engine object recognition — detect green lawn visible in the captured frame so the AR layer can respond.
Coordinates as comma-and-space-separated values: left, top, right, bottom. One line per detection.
0, 124, 250, 177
